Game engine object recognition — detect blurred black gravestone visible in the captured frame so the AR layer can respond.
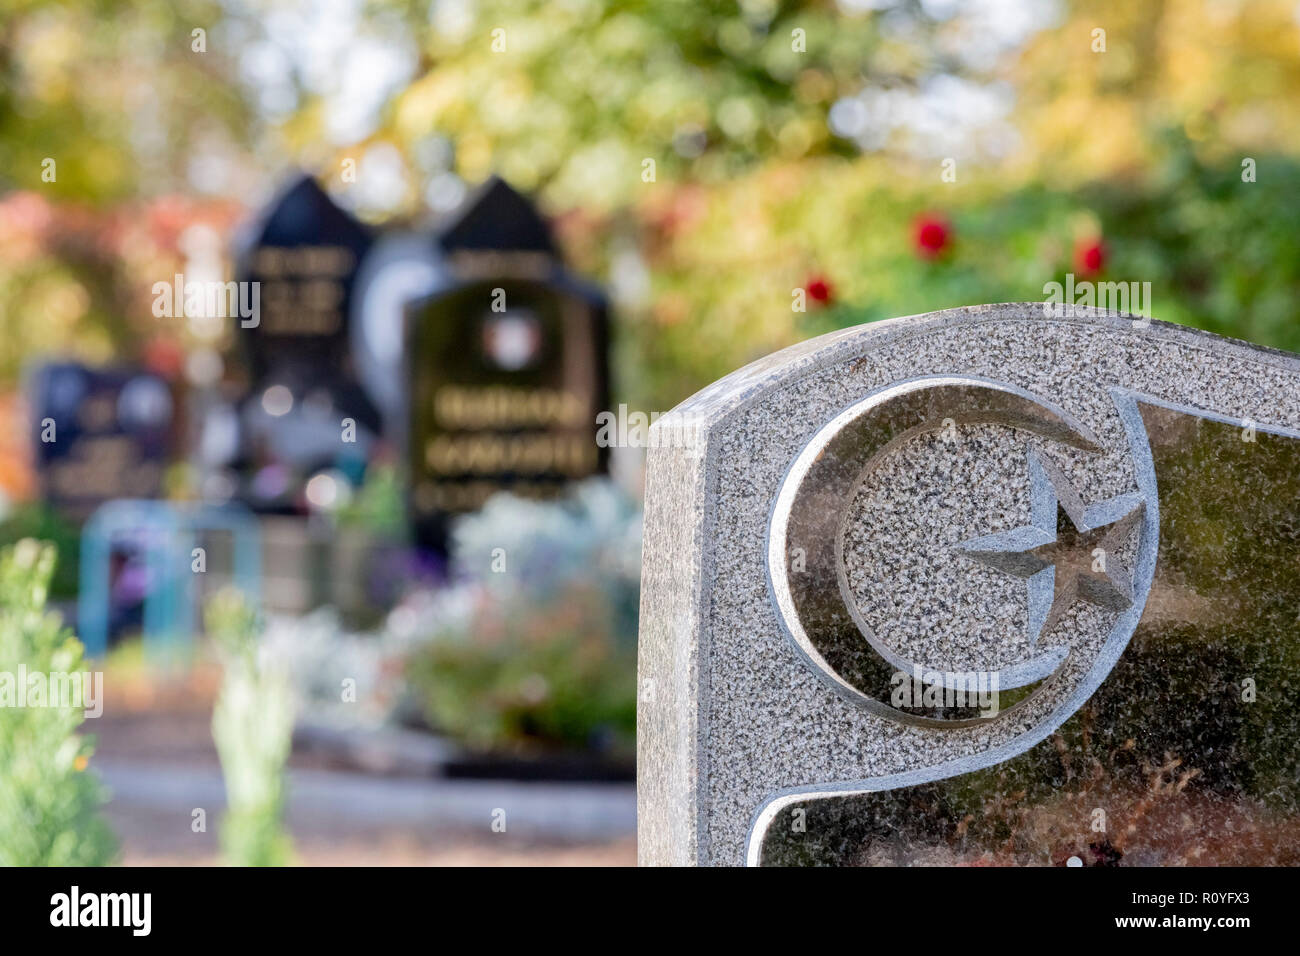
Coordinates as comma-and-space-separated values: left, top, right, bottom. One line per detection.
229, 172, 383, 513
29, 361, 176, 520
406, 177, 610, 551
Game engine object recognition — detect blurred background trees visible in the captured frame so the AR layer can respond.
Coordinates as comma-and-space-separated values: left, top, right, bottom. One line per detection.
2, 0, 1300, 446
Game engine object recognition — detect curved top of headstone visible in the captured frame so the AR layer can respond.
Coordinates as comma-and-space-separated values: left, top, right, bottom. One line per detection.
656, 302, 1300, 435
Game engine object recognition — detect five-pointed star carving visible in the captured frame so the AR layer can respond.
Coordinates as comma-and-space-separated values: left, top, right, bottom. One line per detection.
959, 449, 1145, 645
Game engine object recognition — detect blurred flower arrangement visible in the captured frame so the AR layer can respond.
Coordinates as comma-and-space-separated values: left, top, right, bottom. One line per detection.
265, 479, 641, 756
404, 479, 641, 754
262, 604, 428, 731
0, 540, 115, 866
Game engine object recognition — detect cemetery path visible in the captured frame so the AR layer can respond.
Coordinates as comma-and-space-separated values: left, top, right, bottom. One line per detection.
87, 702, 635, 865
97, 757, 636, 866
86, 665, 635, 865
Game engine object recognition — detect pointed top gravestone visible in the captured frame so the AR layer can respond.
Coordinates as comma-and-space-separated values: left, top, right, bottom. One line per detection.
234, 172, 374, 387
404, 177, 609, 550
437, 176, 557, 258
638, 303, 1300, 866
229, 171, 382, 512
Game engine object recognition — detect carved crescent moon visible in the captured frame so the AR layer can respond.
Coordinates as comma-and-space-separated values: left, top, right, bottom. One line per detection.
767, 375, 1112, 727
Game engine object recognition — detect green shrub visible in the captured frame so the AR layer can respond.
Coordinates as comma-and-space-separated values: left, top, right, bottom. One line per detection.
0, 539, 115, 866
0, 506, 81, 600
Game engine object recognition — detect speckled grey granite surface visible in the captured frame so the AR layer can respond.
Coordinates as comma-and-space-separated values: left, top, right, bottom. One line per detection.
636, 304, 1300, 866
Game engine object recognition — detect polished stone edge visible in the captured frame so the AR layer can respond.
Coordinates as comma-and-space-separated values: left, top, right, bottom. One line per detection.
661, 304, 1300, 433
636, 437, 709, 865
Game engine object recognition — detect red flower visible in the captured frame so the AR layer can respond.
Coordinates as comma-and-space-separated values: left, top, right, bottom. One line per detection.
805, 275, 833, 306
1074, 238, 1106, 278
913, 214, 951, 259
143, 338, 185, 380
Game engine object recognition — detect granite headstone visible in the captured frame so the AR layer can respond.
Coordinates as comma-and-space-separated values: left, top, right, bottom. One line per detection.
638, 304, 1300, 866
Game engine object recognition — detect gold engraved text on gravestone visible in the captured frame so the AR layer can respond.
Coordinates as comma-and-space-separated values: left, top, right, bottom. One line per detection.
433, 386, 586, 428
253, 245, 354, 336
423, 384, 596, 488
424, 434, 596, 475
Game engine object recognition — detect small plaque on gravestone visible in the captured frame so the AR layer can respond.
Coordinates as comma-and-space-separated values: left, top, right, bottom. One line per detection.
406, 178, 608, 546
29, 362, 175, 520
638, 304, 1300, 866
230, 172, 382, 511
